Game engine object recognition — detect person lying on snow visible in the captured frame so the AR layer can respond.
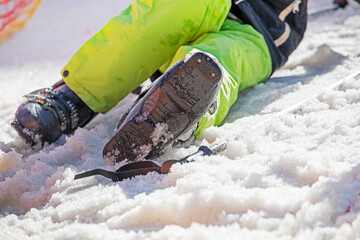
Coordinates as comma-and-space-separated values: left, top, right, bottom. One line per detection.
12, 0, 313, 166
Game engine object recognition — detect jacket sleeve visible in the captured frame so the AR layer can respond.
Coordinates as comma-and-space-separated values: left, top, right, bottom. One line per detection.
230, 0, 307, 73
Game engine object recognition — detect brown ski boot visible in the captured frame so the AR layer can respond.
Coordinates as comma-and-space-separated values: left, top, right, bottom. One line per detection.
103, 52, 223, 165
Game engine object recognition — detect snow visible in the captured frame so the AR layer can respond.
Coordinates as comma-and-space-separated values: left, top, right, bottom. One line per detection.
1, 0, 360, 239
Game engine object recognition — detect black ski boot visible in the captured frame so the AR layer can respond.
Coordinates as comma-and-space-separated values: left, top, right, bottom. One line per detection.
11, 80, 96, 148
103, 52, 223, 165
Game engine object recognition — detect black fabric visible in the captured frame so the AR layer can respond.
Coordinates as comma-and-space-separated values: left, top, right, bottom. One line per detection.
230, 0, 307, 73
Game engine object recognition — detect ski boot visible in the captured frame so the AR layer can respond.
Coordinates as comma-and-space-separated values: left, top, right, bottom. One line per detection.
103, 52, 223, 165
11, 80, 96, 148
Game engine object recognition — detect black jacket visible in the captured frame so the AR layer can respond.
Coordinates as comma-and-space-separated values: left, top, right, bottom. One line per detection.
230, 0, 307, 73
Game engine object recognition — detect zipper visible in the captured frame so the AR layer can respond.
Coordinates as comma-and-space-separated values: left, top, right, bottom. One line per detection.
293, 0, 301, 13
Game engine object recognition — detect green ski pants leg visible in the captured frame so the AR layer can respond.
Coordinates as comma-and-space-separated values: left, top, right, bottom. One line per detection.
164, 19, 272, 135
61, 0, 231, 113
61, 0, 272, 135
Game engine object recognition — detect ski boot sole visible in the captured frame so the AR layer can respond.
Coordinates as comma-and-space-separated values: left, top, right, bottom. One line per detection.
103, 52, 222, 165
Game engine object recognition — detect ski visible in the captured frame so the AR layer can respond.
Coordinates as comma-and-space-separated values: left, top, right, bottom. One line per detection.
252, 68, 360, 128
308, 3, 340, 16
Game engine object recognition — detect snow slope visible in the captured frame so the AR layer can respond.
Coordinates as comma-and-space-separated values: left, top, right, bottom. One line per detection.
1, 0, 360, 239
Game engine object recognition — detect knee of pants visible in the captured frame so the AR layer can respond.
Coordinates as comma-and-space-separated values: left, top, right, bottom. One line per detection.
166, 21, 272, 136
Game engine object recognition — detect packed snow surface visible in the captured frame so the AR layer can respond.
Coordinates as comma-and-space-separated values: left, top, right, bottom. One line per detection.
1, 0, 360, 239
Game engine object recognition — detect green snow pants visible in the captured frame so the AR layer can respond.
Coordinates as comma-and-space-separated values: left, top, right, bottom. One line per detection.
61, 0, 272, 136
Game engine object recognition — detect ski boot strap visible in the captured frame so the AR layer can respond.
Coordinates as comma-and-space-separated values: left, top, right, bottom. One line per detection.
23, 81, 79, 132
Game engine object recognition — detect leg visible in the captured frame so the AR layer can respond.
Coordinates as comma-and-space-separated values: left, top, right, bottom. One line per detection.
62, 0, 231, 113
12, 0, 231, 147
103, 20, 272, 165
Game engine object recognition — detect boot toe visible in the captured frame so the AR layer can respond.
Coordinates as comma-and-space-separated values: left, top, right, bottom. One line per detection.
12, 101, 62, 147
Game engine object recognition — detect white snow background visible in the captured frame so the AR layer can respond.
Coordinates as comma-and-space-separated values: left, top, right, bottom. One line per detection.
1, 0, 360, 239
